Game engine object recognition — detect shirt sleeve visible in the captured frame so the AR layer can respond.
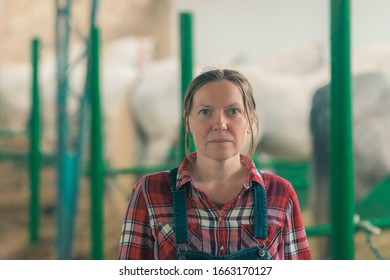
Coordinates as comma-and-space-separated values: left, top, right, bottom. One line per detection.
283, 183, 313, 260
118, 176, 155, 260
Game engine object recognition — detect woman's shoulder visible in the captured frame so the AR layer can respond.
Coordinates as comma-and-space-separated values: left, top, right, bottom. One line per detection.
133, 170, 173, 196
260, 170, 295, 198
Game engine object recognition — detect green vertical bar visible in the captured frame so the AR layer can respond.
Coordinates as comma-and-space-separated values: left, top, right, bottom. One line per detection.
90, 26, 104, 260
330, 0, 355, 259
30, 38, 42, 245
179, 12, 194, 161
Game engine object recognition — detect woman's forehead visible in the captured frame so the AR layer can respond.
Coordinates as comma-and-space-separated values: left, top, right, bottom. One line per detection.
192, 80, 244, 105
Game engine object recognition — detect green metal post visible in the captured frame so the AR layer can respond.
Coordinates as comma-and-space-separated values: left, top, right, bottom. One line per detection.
179, 12, 194, 161
55, 0, 77, 260
330, 0, 355, 259
90, 26, 104, 260
29, 38, 42, 245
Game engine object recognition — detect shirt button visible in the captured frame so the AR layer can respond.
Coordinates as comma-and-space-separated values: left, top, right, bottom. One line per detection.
220, 245, 225, 251
218, 216, 223, 222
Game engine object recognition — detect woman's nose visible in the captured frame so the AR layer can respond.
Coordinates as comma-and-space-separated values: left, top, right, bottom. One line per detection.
212, 113, 227, 131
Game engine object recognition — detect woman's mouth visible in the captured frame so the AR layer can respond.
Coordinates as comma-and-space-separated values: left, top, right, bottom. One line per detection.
209, 139, 232, 143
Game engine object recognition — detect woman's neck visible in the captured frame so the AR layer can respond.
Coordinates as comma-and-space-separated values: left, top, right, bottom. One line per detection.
190, 154, 247, 204
192, 154, 242, 182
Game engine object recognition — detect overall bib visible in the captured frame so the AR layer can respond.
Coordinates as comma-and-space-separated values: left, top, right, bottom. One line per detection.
170, 168, 272, 260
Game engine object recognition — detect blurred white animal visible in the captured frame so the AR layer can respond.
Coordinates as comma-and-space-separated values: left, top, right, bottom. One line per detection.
1, 36, 153, 146
310, 71, 390, 259
131, 41, 390, 169
131, 58, 181, 165
130, 55, 329, 166
0, 35, 155, 209
260, 41, 326, 74
0, 36, 154, 181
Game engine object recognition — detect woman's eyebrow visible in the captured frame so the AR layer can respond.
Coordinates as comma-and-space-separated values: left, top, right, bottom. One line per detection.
226, 103, 242, 107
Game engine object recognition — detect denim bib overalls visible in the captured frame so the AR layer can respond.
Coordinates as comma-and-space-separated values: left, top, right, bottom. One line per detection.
170, 168, 272, 260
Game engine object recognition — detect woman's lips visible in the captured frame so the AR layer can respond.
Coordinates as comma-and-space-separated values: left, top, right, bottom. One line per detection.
209, 139, 232, 143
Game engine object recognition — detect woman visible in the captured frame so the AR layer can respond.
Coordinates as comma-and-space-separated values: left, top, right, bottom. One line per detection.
118, 68, 312, 260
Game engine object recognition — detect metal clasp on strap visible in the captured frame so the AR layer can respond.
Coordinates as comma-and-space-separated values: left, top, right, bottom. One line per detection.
177, 245, 188, 260
257, 242, 266, 257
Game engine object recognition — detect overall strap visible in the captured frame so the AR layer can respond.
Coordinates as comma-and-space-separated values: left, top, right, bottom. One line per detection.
170, 168, 189, 244
254, 169, 267, 239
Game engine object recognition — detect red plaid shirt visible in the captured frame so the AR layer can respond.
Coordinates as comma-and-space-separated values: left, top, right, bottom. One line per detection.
118, 153, 312, 260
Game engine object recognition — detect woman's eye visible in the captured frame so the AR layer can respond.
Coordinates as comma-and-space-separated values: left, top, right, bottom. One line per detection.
230, 108, 239, 115
199, 109, 210, 115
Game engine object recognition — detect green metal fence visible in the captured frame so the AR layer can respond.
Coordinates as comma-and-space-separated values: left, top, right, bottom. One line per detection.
3, 6, 390, 260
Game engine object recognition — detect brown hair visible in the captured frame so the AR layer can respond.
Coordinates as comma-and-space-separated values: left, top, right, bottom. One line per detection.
183, 68, 259, 157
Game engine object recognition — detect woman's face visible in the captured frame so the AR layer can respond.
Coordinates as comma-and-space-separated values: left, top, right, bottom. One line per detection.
188, 79, 251, 161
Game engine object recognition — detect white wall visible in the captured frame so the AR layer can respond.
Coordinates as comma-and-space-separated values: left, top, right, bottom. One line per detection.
174, 0, 390, 66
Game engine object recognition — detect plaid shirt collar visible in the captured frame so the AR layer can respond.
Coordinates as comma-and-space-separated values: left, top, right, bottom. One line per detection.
175, 152, 265, 191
